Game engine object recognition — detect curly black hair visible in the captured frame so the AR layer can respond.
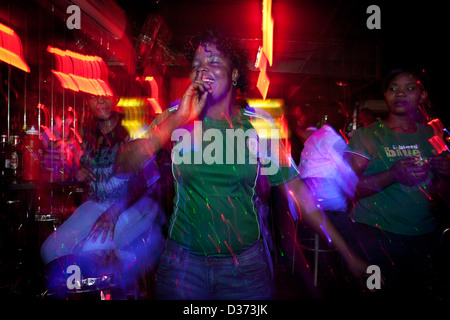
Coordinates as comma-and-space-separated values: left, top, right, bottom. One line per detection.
184, 28, 250, 93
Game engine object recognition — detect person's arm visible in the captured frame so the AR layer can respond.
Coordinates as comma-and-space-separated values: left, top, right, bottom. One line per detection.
278, 177, 369, 282
115, 80, 212, 174
345, 152, 431, 200
87, 172, 148, 243
345, 152, 393, 199
89, 80, 213, 242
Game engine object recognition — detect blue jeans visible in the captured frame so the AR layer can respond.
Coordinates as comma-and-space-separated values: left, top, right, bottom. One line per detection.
156, 239, 272, 300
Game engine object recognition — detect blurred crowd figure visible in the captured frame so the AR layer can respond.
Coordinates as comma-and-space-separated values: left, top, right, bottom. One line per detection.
298, 109, 358, 243
40, 112, 82, 183
40, 94, 166, 299
345, 68, 450, 297
292, 67, 450, 298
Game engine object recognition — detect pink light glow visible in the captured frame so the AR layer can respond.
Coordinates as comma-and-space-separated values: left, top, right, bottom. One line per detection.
428, 118, 449, 154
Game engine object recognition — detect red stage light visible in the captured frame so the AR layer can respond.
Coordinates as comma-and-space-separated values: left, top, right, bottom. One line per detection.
428, 118, 449, 154
0, 23, 30, 72
47, 46, 113, 96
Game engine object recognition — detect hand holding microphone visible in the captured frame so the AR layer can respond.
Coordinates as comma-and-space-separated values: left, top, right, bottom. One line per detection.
174, 77, 212, 126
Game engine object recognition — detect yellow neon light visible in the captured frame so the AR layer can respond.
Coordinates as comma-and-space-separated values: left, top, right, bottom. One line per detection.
247, 99, 283, 109
0, 23, 14, 35
255, 0, 274, 100
122, 120, 146, 139
262, 0, 274, 66
117, 97, 147, 107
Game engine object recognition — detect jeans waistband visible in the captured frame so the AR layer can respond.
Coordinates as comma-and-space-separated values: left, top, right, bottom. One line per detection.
164, 238, 264, 266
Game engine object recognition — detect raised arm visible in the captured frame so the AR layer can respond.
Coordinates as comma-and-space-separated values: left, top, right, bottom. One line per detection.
115, 80, 212, 175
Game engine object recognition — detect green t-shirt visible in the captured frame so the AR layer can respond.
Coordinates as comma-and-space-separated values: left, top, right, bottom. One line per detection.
168, 106, 299, 256
347, 120, 436, 235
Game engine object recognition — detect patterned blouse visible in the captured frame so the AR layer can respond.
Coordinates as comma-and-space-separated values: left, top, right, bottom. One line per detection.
79, 121, 130, 205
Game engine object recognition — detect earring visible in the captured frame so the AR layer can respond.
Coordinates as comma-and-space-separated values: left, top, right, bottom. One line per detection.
232, 80, 237, 86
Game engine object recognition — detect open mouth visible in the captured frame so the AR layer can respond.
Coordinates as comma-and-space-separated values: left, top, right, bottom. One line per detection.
202, 75, 215, 84
201, 77, 215, 84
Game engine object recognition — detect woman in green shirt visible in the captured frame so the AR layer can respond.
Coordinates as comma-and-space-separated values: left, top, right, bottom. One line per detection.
346, 68, 450, 296
126, 29, 369, 300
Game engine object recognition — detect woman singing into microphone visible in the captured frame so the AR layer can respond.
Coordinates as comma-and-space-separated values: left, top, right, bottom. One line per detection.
122, 29, 369, 300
